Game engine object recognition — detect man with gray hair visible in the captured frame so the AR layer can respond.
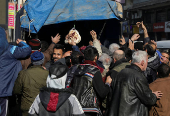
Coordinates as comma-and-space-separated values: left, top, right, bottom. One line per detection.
98, 53, 112, 70
109, 43, 120, 54
107, 50, 163, 116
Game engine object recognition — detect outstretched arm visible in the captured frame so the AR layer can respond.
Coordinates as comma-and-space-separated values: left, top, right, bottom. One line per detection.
43, 33, 61, 66
90, 30, 102, 56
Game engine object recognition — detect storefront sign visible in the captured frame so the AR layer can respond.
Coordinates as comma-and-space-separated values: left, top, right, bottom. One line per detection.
8, 2, 15, 29
153, 22, 165, 32
165, 21, 170, 32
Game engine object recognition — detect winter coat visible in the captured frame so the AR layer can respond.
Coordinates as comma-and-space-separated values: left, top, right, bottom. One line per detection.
28, 88, 85, 116
0, 27, 31, 97
145, 52, 160, 83
111, 58, 130, 72
149, 77, 170, 116
107, 64, 157, 116
106, 58, 130, 112
13, 65, 49, 114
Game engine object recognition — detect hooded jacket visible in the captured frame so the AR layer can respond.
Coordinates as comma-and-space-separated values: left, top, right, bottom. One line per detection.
29, 61, 85, 116
0, 27, 31, 97
28, 88, 85, 116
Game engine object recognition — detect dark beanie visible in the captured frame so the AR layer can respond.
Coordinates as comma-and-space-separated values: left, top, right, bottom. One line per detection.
31, 51, 44, 65
28, 39, 41, 53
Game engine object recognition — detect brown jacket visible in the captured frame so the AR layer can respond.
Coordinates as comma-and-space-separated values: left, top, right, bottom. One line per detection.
20, 43, 55, 69
149, 77, 170, 116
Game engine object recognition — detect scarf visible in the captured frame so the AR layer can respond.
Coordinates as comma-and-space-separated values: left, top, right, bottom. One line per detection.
83, 60, 104, 73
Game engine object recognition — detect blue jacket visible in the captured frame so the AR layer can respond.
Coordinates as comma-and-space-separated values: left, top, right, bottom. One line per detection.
0, 27, 31, 97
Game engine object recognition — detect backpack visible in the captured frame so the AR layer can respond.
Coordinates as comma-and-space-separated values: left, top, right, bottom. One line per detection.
71, 64, 103, 115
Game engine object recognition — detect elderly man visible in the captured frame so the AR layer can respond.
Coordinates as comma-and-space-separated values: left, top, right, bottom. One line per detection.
109, 50, 130, 72
107, 50, 162, 116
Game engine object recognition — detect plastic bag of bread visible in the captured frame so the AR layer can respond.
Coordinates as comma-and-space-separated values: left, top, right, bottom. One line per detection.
65, 28, 81, 44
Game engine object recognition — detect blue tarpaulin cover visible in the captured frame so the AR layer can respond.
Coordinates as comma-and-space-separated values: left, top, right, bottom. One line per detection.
21, 0, 121, 33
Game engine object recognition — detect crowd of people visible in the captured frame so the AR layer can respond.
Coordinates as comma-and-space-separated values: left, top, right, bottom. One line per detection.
0, 21, 170, 116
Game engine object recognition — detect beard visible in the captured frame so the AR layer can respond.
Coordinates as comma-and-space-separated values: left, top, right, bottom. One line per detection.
53, 57, 58, 62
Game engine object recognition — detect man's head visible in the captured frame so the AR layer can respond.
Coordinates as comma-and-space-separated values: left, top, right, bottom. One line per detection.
157, 64, 170, 78
41, 41, 49, 52
53, 44, 65, 62
28, 39, 41, 53
109, 43, 120, 53
120, 47, 132, 63
132, 50, 148, 71
98, 53, 112, 69
31, 51, 44, 65
144, 44, 156, 57
161, 51, 170, 65
70, 51, 83, 65
113, 50, 125, 63
84, 46, 99, 62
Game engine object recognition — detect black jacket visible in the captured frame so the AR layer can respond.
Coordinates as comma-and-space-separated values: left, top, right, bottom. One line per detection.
107, 64, 157, 116
71, 64, 110, 115
28, 88, 85, 116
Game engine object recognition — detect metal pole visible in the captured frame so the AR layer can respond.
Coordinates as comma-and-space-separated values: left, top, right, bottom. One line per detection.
18, 0, 20, 11
13, 0, 16, 42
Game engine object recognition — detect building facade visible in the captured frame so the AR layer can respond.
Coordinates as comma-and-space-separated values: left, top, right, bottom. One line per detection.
0, 0, 8, 30
123, 0, 170, 41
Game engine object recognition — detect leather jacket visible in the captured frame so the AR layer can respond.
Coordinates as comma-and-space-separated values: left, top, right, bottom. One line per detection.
72, 64, 99, 108
107, 64, 157, 116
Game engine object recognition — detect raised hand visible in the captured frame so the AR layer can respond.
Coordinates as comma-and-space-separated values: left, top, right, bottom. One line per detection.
90, 30, 97, 40
128, 39, 134, 50
131, 34, 140, 41
51, 33, 60, 44
16, 39, 24, 44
